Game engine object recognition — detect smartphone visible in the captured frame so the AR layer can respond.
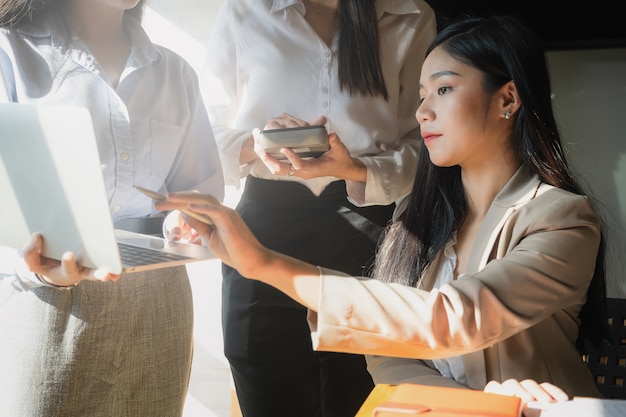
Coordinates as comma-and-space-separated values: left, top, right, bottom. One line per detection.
258, 125, 329, 160
133, 185, 214, 226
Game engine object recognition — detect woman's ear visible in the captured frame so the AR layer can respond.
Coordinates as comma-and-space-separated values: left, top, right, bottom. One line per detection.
499, 80, 521, 120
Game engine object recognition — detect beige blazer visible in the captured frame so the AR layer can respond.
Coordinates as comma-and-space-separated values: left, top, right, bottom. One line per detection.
307, 167, 602, 397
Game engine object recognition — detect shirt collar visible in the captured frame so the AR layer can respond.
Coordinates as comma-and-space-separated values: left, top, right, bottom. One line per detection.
376, 0, 423, 19
271, 0, 304, 14
123, 15, 162, 67
16, 9, 161, 66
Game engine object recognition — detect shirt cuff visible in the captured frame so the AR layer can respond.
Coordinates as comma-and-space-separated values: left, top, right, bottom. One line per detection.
11, 256, 46, 291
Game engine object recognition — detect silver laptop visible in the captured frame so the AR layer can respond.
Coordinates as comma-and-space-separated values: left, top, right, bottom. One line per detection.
0, 102, 214, 274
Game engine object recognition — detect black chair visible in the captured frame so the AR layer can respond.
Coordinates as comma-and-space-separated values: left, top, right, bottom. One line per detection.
581, 297, 626, 399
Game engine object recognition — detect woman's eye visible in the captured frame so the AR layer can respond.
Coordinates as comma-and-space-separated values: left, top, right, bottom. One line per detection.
437, 86, 450, 95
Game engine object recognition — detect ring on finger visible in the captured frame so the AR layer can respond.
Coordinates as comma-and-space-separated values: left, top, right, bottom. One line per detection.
288, 166, 295, 176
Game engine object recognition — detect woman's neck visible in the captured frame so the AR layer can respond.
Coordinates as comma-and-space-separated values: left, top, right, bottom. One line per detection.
63, 3, 130, 88
64, 2, 126, 44
303, 0, 339, 46
462, 159, 522, 218
304, 0, 339, 15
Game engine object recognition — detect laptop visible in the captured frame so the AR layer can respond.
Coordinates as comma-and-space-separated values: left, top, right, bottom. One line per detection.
0, 102, 214, 274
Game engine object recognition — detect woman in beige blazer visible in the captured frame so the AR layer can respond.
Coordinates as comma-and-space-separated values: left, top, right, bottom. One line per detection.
155, 14, 608, 406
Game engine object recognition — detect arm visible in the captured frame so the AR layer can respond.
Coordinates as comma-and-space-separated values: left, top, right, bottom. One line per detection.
202, 2, 252, 187
310, 192, 600, 357
157, 190, 600, 359
155, 191, 322, 308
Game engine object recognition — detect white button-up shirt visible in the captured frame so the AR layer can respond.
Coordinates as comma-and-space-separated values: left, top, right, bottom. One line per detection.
203, 0, 436, 206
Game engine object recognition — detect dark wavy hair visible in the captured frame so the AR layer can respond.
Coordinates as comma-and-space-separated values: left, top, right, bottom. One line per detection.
371, 15, 608, 349
0, 0, 145, 27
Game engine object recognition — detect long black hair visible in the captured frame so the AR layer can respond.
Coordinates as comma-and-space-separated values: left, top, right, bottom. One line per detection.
371, 15, 608, 348
337, 0, 388, 99
0, 0, 146, 27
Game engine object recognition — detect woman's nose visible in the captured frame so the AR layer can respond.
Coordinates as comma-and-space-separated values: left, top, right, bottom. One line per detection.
415, 103, 432, 125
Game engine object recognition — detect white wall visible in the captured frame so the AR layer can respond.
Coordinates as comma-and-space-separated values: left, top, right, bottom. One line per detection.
547, 47, 626, 298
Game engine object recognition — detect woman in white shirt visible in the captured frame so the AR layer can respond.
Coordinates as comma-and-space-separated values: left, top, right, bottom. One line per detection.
203, 0, 436, 416
0, 1, 224, 416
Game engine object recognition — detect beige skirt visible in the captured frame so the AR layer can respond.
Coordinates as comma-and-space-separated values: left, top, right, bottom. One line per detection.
0, 266, 193, 417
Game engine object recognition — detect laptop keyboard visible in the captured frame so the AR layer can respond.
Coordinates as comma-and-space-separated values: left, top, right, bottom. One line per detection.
117, 242, 191, 267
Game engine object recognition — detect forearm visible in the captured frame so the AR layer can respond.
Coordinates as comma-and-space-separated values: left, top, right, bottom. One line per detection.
250, 249, 321, 311
239, 136, 257, 165
340, 157, 367, 183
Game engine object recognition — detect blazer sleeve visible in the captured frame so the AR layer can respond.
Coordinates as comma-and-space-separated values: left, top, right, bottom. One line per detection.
307, 190, 601, 359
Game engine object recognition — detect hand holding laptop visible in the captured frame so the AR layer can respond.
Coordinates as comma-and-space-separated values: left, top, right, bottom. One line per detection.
21, 233, 121, 288
1, 103, 215, 278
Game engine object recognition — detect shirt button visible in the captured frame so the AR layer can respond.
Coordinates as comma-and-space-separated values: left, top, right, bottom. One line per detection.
322, 102, 329, 108
116, 105, 125, 113
113, 205, 121, 212
321, 87, 329, 94
120, 153, 129, 161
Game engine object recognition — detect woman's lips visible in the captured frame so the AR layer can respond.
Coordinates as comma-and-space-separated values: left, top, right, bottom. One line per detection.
421, 132, 441, 145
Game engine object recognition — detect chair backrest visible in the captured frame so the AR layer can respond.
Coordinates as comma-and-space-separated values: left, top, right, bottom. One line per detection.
582, 297, 626, 399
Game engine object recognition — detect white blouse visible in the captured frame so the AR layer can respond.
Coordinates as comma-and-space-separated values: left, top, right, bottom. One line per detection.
431, 237, 468, 386
203, 0, 436, 206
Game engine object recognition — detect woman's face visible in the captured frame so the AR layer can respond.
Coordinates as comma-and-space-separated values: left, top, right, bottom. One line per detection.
416, 46, 511, 170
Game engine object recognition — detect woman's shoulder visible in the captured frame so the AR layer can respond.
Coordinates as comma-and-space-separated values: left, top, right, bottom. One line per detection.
151, 44, 196, 75
534, 185, 593, 208
1, 8, 59, 38
518, 185, 600, 229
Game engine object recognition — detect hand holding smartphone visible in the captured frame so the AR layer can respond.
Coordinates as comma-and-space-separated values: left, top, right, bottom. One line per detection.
257, 125, 329, 160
